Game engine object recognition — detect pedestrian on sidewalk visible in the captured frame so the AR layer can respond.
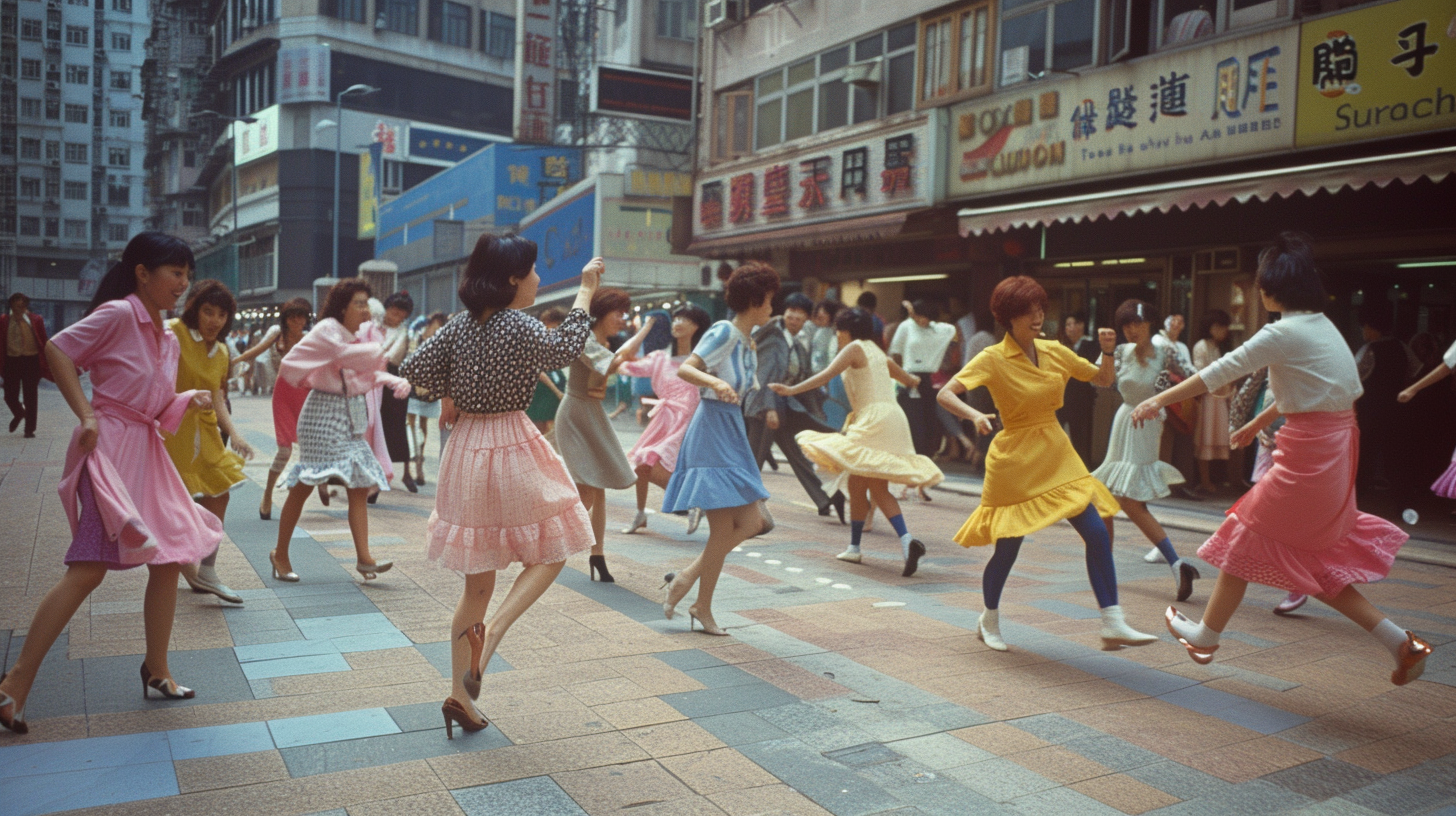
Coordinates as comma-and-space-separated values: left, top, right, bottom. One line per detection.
525, 307, 569, 445
937, 275, 1157, 653
1192, 310, 1234, 493
162, 280, 259, 605
2, 292, 50, 438
400, 235, 603, 739
773, 307, 942, 576
1091, 299, 1201, 602
378, 291, 417, 493
1, 233, 226, 734
1056, 311, 1100, 467
1136, 232, 1430, 685
257, 298, 332, 519
620, 305, 710, 535
267, 278, 410, 583
889, 299, 957, 460
555, 288, 655, 583
661, 263, 779, 636
1400, 336, 1456, 502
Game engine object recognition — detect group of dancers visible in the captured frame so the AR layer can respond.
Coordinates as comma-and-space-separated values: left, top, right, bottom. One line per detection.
0, 229, 1434, 742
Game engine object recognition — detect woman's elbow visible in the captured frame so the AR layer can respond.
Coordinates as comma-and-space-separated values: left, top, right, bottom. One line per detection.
935, 385, 958, 408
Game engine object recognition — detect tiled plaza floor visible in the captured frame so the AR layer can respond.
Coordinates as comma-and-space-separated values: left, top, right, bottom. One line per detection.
2, 386, 1455, 816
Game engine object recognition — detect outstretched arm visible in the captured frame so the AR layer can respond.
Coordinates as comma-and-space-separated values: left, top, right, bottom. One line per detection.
678, 354, 738, 404
1399, 363, 1452, 403
770, 342, 863, 396
607, 317, 656, 376
234, 326, 282, 365
936, 380, 995, 435
885, 356, 920, 389
1231, 403, 1281, 449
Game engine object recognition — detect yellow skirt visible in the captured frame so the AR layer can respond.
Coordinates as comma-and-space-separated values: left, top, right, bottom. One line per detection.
953, 419, 1118, 547
796, 402, 943, 495
164, 410, 247, 499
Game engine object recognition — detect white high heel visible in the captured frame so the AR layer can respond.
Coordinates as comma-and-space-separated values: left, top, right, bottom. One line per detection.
685, 507, 703, 535
978, 610, 1007, 651
356, 560, 393, 580
622, 510, 649, 534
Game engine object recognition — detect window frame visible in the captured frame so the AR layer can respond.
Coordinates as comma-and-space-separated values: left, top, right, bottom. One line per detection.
108, 146, 130, 167
109, 109, 130, 128
64, 24, 88, 46
996, 0, 1100, 87
917, 0, 996, 108
64, 142, 89, 162
380, 0, 419, 36
110, 31, 131, 49
480, 11, 514, 58
21, 58, 43, 80
110, 69, 131, 90
712, 87, 753, 162
64, 63, 89, 84
63, 103, 88, 123
655, 0, 696, 41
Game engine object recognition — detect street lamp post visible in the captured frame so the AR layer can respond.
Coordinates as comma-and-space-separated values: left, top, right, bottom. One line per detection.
333, 84, 381, 280
193, 110, 257, 286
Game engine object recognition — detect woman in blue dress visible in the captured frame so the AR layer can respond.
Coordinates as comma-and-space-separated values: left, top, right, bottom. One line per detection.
660, 263, 780, 636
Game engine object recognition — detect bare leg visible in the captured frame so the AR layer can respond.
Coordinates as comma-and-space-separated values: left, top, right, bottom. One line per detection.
867, 479, 903, 520
271, 482, 314, 572
195, 494, 230, 568
481, 561, 565, 668
578, 483, 606, 556
0, 563, 107, 708
1200, 571, 1249, 633
847, 475, 873, 520
450, 570, 497, 723
1121, 499, 1170, 545
1314, 584, 1386, 631
142, 563, 184, 684
648, 463, 672, 489
635, 470, 651, 513
347, 487, 377, 565
259, 455, 285, 517
669, 503, 760, 628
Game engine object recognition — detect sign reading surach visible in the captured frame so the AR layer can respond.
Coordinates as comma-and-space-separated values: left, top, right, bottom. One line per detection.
514, 0, 557, 143
1296, 0, 1456, 147
946, 29, 1296, 198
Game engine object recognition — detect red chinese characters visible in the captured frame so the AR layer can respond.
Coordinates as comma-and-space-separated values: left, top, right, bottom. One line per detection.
798, 157, 830, 210
700, 181, 724, 229
761, 164, 790, 217
729, 174, 755, 224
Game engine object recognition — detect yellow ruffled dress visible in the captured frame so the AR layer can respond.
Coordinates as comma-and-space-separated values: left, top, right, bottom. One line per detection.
163, 318, 246, 498
796, 339, 943, 495
952, 335, 1119, 547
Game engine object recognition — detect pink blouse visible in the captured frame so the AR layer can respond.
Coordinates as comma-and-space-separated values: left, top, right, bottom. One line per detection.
279, 317, 405, 397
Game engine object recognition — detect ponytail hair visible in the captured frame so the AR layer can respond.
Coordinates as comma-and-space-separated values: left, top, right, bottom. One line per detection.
1256, 231, 1326, 312
86, 232, 196, 316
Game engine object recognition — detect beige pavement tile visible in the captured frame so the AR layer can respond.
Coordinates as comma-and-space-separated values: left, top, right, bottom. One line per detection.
1009, 744, 1116, 784
698, 643, 776, 665
1065, 698, 1264, 762
623, 720, 727, 759
1183, 736, 1322, 783
594, 696, 689, 730
707, 784, 835, 816
491, 704, 618, 743
1334, 721, 1456, 774
950, 722, 1051, 756
974, 678, 1145, 720
346, 790, 468, 816
267, 663, 442, 696
1069, 773, 1182, 815
568, 676, 658, 707
659, 748, 781, 796
174, 749, 290, 793
737, 658, 851, 700
553, 758, 700, 814
427, 731, 650, 788
345, 647, 432, 670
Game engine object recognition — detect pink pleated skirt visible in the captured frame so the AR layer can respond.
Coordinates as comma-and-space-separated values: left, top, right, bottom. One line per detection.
1431, 445, 1456, 499
426, 411, 593, 574
1198, 410, 1407, 596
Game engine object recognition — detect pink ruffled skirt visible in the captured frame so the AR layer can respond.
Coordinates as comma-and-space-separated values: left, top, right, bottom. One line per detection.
426, 411, 593, 574
626, 399, 695, 473
1430, 445, 1456, 499
1198, 410, 1406, 596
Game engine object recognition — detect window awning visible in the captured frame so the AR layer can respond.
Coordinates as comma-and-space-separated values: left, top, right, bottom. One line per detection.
956, 146, 1456, 237
688, 210, 912, 257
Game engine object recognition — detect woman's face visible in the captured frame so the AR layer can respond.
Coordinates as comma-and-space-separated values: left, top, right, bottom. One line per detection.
670, 315, 699, 341
383, 306, 410, 328
1123, 320, 1151, 345
197, 303, 230, 343
598, 308, 628, 336
836, 328, 851, 348
286, 313, 307, 335
812, 308, 831, 328
137, 263, 191, 314
509, 264, 541, 310
343, 291, 372, 333
1210, 323, 1230, 343
1064, 316, 1086, 341
1009, 305, 1045, 340
745, 294, 775, 328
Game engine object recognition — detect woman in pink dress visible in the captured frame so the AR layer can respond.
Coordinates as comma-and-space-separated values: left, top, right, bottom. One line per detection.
1, 233, 224, 734
401, 234, 602, 738
620, 306, 711, 535
258, 297, 319, 519
1133, 233, 1431, 686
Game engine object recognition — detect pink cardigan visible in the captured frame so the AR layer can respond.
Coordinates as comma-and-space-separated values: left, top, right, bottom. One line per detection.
279, 318, 405, 396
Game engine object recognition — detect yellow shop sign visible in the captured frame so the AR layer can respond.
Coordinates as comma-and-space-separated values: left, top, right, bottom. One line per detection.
1296, 0, 1456, 147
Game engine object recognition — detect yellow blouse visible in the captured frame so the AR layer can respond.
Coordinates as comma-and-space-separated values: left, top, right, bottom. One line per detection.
951, 334, 1118, 546
163, 318, 246, 498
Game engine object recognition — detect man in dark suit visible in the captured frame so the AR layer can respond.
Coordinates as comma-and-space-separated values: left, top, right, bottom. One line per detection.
2, 293, 50, 438
745, 293, 845, 522
1057, 311, 1100, 466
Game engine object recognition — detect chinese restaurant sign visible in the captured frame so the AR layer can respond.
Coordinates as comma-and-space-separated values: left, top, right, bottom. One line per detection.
277, 45, 330, 105
695, 119, 939, 237
946, 28, 1296, 198
1296, 0, 1456, 147
514, 0, 557, 143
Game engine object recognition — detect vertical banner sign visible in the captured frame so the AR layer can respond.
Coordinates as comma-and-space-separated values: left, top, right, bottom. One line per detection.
277, 45, 332, 104
358, 142, 384, 240
514, 0, 557, 143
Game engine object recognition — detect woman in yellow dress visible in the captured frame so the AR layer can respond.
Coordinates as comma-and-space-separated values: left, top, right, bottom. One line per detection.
936, 276, 1156, 652
771, 307, 942, 577
164, 280, 256, 603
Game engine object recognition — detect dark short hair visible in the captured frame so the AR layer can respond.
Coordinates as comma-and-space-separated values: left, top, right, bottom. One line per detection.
1114, 299, 1158, 331
8, 293, 29, 308
673, 305, 712, 349
725, 262, 780, 313
590, 288, 631, 322
87, 232, 196, 316
383, 290, 414, 315
321, 278, 372, 324
1199, 309, 1232, 341
278, 297, 311, 331
783, 292, 815, 315
835, 307, 877, 341
427, 311, 449, 327
459, 233, 538, 317
990, 276, 1048, 327
539, 306, 568, 325
856, 291, 878, 310
1256, 232, 1326, 312
815, 298, 843, 321
1065, 310, 1088, 325
911, 299, 936, 320
180, 279, 237, 340
1358, 303, 1393, 335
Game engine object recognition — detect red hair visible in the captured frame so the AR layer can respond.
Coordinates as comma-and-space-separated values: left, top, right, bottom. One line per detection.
990, 275, 1048, 327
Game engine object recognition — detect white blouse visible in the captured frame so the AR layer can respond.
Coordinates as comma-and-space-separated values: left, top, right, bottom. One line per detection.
1199, 312, 1362, 414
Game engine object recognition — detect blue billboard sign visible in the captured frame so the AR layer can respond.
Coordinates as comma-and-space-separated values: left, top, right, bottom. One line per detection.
409, 128, 497, 162
521, 186, 596, 293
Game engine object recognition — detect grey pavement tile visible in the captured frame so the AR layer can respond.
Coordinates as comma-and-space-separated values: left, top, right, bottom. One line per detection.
692, 711, 793, 746
0, 730, 169, 775
249, 678, 278, 699
283, 595, 382, 618
280, 725, 510, 777
223, 608, 303, 634
1426, 807, 1456, 816
941, 756, 1059, 803
858, 760, 1008, 816
294, 612, 397, 640
1268, 801, 1389, 816
1342, 774, 1456, 816
554, 565, 667, 623
1006, 635, 1097, 662
654, 649, 728, 671
1061, 733, 1164, 772
1008, 713, 1102, 744
389, 701, 450, 733
1061, 653, 1147, 680
736, 737, 904, 816
302, 811, 349, 816
230, 629, 305, 647
1223, 631, 1281, 649
660, 681, 797, 718
240, 652, 353, 681
1262, 758, 1388, 802
1154, 684, 1243, 715
1141, 780, 1313, 816
331, 631, 414, 652
415, 640, 511, 680
732, 625, 833, 659
902, 583, 976, 595
452, 775, 587, 816
8, 633, 86, 720
905, 701, 989, 732
886, 733, 995, 771
1111, 667, 1202, 697
1121, 760, 1236, 801
1027, 599, 1102, 620
1213, 700, 1310, 735
268, 707, 401, 749
84, 646, 252, 714
823, 742, 903, 768
235, 638, 339, 663
1004, 784, 1126, 816
684, 664, 763, 688
757, 701, 860, 736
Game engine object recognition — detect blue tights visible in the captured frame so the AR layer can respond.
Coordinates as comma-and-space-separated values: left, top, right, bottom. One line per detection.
982, 504, 1118, 609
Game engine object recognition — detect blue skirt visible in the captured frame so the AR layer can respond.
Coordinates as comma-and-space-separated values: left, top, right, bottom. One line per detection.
662, 400, 770, 512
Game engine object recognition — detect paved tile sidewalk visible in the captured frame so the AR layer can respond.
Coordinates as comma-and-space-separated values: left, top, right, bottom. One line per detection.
1, 387, 1454, 815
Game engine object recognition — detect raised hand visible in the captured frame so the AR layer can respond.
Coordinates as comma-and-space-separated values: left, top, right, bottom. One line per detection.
190, 391, 213, 411
1097, 327, 1117, 354
580, 257, 605, 289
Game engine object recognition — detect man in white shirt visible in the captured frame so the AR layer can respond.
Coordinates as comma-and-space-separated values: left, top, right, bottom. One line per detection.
890, 299, 956, 456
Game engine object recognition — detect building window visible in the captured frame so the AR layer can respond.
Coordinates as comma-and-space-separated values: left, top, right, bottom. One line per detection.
233, 61, 275, 116
109, 109, 130, 127
713, 88, 753, 161
655, 0, 695, 41
429, 0, 471, 47
381, 159, 404, 194
45, 99, 60, 120
20, 19, 41, 40
921, 2, 993, 104
0, 136, 14, 156
67, 0, 91, 5
64, 103, 88, 123
108, 222, 130, 242
110, 31, 130, 49
322, 0, 366, 23
19, 217, 40, 237
110, 70, 131, 90
182, 204, 205, 227
20, 177, 41, 198
65, 142, 88, 162
65, 63, 89, 84
21, 59, 42, 80
112, 0, 131, 11
65, 25, 88, 45
64, 219, 88, 239
108, 146, 130, 166
108, 183, 128, 205
380, 0, 419, 35
45, 141, 60, 160
44, 218, 59, 238
481, 11, 513, 58
20, 97, 42, 119
64, 181, 87, 200
998, 0, 1096, 85
20, 138, 41, 159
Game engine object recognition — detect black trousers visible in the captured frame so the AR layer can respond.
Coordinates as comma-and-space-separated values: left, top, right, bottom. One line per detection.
4, 354, 41, 434
746, 408, 834, 511
898, 377, 940, 456
381, 363, 411, 462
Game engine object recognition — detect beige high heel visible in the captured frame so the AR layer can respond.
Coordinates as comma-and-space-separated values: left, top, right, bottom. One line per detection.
269, 551, 299, 582
356, 560, 393, 580
688, 606, 728, 636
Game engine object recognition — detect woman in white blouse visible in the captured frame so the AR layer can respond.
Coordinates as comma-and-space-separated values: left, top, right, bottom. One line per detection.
1192, 310, 1233, 493
1132, 233, 1430, 686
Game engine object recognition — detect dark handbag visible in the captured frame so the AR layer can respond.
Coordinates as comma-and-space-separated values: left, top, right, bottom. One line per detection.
1153, 369, 1199, 435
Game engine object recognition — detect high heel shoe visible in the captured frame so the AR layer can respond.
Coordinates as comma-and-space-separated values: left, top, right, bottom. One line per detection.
402, 471, 418, 493
978, 610, 1008, 652
356, 560, 393, 580
442, 697, 489, 739
0, 673, 28, 734
1165, 606, 1219, 664
589, 554, 615, 583
1391, 632, 1432, 686
269, 551, 300, 582
140, 663, 195, 699
1174, 560, 1200, 603
661, 572, 681, 620
686, 507, 703, 535
459, 623, 485, 699
622, 510, 649, 534
688, 606, 728, 636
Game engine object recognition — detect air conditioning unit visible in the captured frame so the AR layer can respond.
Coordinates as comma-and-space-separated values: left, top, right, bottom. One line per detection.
843, 58, 882, 89
704, 0, 740, 31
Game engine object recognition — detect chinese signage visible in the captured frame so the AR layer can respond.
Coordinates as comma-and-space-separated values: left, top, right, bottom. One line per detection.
358, 143, 383, 240
601, 202, 676, 262
595, 67, 693, 121
1296, 0, 1456, 147
410, 127, 496, 162
521, 187, 595, 291
496, 150, 580, 217
277, 46, 331, 105
946, 29, 1296, 198
514, 0, 557, 143
696, 118, 940, 238
372, 120, 408, 159
234, 105, 280, 166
